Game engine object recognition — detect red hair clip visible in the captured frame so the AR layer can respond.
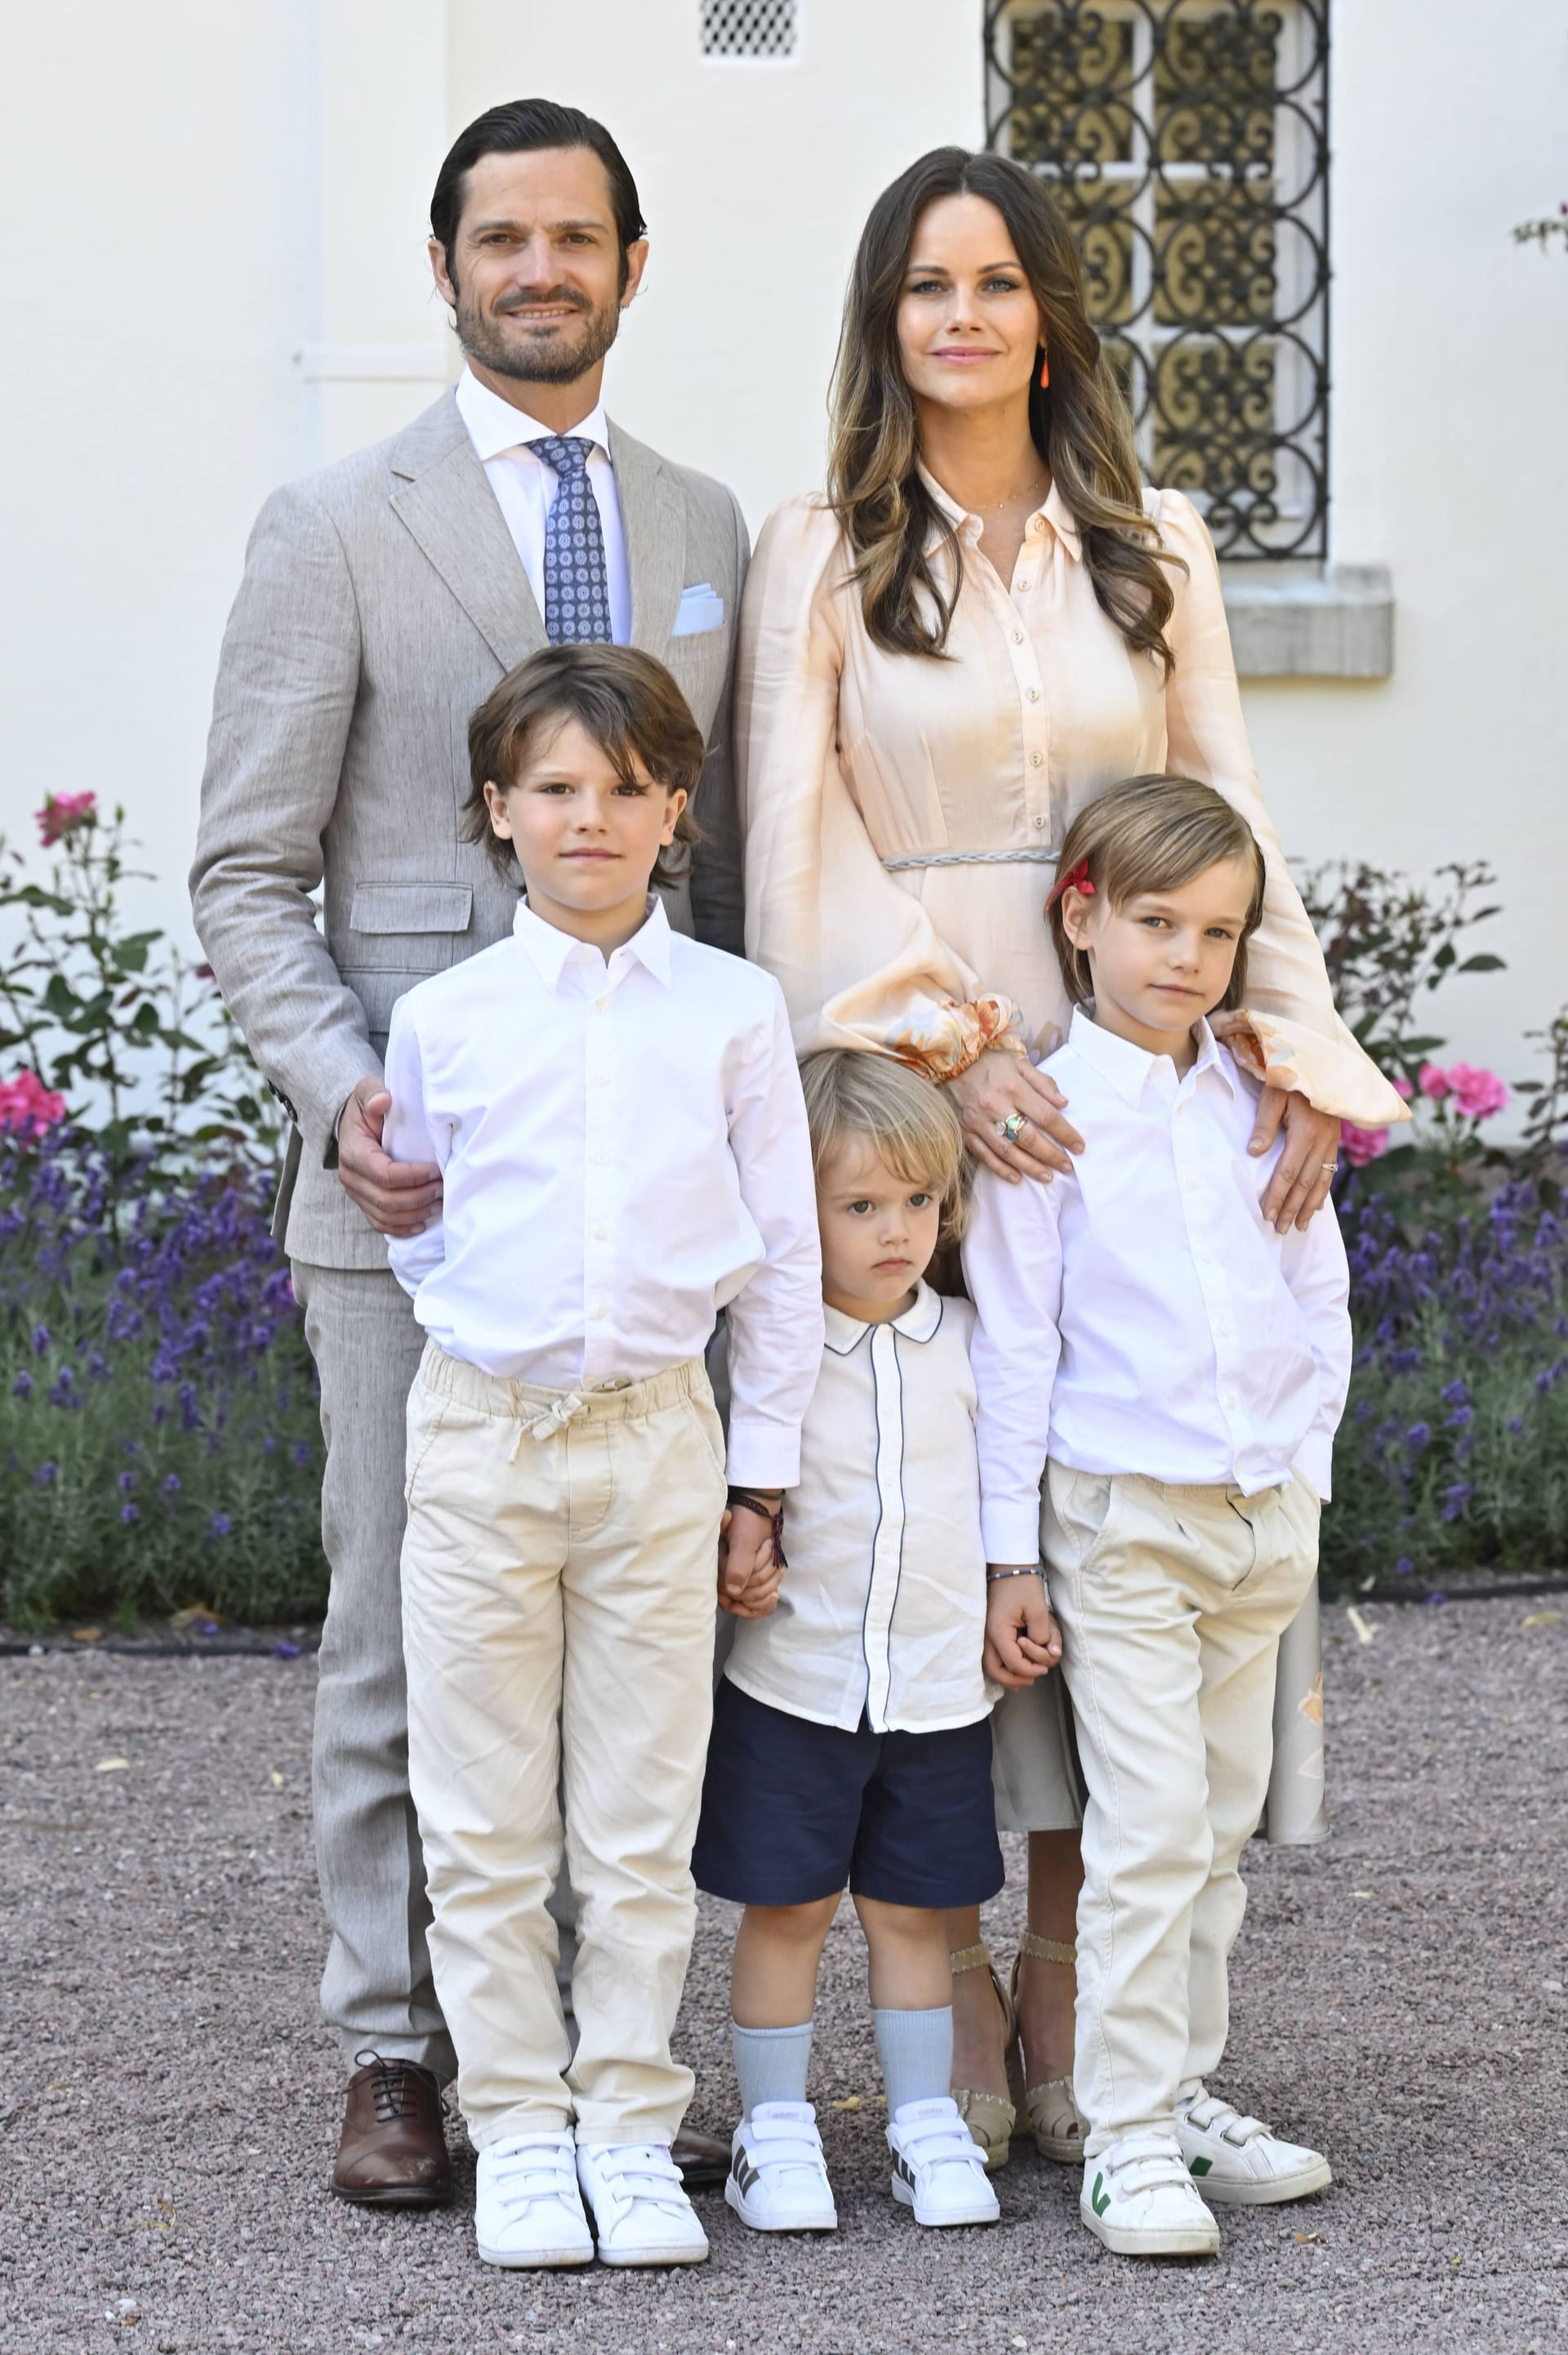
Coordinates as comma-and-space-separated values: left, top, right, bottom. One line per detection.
1047, 859, 1096, 910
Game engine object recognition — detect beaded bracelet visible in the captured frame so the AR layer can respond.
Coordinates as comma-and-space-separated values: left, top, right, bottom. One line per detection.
985, 1566, 1044, 1583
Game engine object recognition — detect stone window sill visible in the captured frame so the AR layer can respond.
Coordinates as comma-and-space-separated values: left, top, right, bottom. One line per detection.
1221, 564, 1393, 679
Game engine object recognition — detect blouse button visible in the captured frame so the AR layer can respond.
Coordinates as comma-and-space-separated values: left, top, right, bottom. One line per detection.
1017, 578, 1033, 591
1033, 815, 1047, 830
1030, 751, 1044, 767
1027, 687, 1040, 702
1013, 630, 1025, 645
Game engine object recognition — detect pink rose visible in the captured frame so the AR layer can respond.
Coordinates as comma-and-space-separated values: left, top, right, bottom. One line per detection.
0, 1070, 66, 1140
1418, 1062, 1452, 1101
1392, 1074, 1414, 1099
1340, 1122, 1389, 1168
1446, 1063, 1510, 1121
36, 791, 97, 848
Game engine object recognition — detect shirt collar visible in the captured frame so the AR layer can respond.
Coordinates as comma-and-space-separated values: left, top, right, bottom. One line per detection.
456, 364, 611, 466
1065, 1005, 1236, 1105
511, 894, 673, 992
916, 463, 1082, 563
822, 1278, 945, 1357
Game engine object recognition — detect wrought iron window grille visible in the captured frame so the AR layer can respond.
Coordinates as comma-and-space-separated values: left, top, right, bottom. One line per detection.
702, 0, 798, 58
985, 0, 1330, 561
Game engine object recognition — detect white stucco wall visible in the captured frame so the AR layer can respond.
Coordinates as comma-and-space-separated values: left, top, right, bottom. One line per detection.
2, 0, 1565, 1085
1245, 2, 1568, 1095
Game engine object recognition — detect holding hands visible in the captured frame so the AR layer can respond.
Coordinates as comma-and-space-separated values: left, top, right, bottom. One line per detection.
983, 1568, 1062, 1690
719, 1491, 786, 1619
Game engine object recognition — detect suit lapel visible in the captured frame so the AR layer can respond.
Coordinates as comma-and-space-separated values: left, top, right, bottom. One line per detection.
610, 420, 685, 654
388, 392, 546, 671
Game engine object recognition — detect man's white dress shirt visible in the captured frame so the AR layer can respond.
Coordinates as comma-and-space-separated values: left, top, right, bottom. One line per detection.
383, 898, 823, 1487
455, 364, 632, 644
964, 1010, 1352, 1563
724, 1282, 997, 1735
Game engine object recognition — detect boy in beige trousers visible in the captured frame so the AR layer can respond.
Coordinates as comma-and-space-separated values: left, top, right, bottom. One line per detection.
966, 775, 1351, 2259
385, 645, 822, 2271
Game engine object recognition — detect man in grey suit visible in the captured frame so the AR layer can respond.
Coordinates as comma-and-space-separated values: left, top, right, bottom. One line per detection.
192, 99, 745, 2205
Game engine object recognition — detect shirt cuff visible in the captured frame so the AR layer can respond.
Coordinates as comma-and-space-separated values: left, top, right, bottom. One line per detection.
1211, 1008, 1413, 1128
1291, 1438, 1334, 1505
724, 1418, 801, 1491
981, 1497, 1045, 1564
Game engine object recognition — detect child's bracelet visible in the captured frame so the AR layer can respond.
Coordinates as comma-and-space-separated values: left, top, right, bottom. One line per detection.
727, 1490, 788, 1570
985, 1566, 1042, 1582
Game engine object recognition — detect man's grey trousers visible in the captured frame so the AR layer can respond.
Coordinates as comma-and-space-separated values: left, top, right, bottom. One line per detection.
293, 1262, 578, 2078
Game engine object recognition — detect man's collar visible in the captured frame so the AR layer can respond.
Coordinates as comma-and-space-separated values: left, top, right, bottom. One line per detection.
917, 463, 1082, 563
1065, 1006, 1235, 1104
456, 364, 611, 464
822, 1279, 945, 1357
510, 894, 673, 991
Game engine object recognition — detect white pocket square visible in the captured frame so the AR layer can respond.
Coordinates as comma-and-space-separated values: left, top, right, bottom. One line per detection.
670, 582, 725, 637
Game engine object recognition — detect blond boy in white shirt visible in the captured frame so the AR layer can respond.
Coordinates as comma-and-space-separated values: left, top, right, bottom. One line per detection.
965, 774, 1351, 2260
693, 1050, 1013, 2236
383, 645, 822, 2272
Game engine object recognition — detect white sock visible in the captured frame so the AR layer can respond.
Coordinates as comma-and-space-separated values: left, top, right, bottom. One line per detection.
732, 2018, 813, 2117
873, 2004, 954, 2116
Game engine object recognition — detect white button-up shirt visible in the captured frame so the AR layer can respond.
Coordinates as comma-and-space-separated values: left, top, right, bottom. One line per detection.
455, 364, 632, 644
964, 1010, 1352, 1562
724, 1282, 997, 1734
383, 899, 823, 1486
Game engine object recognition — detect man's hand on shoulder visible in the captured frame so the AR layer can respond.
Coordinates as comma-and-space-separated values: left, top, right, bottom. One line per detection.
336, 1077, 443, 1237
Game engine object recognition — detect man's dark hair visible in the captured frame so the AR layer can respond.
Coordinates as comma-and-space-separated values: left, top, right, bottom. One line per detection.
430, 100, 646, 290
465, 644, 704, 886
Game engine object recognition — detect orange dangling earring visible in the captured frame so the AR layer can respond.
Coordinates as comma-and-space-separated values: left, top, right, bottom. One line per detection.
1039, 347, 1051, 390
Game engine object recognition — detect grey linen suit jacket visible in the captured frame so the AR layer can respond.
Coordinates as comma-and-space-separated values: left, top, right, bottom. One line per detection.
191, 390, 748, 1271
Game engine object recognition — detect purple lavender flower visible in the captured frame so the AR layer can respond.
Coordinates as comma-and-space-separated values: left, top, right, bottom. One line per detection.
163, 1472, 181, 1494
1406, 1423, 1431, 1451
1441, 1483, 1472, 1522
1394, 1556, 1414, 1575
120, 1501, 139, 1524
12, 1370, 32, 1399
211, 1512, 231, 1537
34, 1461, 57, 1487
117, 1470, 135, 1493
32, 1322, 50, 1355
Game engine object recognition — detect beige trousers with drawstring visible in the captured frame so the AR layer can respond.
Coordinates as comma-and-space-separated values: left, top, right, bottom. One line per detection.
399, 1340, 727, 2149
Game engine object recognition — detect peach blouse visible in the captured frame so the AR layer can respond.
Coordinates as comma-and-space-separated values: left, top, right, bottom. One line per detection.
736, 475, 1408, 1129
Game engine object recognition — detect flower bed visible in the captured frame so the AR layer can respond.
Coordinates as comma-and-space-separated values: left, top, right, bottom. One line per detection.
0, 1131, 325, 1629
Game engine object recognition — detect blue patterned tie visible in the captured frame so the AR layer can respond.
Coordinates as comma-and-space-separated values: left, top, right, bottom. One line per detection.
529, 435, 612, 645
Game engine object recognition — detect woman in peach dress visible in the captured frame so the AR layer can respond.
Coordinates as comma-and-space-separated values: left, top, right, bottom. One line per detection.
736, 146, 1405, 2172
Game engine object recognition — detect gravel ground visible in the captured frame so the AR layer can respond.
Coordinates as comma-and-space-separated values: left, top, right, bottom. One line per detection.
2, 1598, 1566, 2355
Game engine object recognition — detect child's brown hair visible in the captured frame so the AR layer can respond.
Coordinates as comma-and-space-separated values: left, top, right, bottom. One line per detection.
464, 644, 705, 884
799, 1049, 972, 1248
1048, 773, 1267, 1011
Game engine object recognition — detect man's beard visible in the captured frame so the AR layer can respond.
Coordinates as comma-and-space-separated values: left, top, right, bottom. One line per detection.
456, 283, 622, 387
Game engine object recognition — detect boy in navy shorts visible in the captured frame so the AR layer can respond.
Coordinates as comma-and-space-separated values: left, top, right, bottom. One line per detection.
694, 1051, 1054, 2233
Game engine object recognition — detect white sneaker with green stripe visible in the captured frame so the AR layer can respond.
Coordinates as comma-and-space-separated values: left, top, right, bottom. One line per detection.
1081, 2133, 1220, 2256
1175, 2089, 1332, 2204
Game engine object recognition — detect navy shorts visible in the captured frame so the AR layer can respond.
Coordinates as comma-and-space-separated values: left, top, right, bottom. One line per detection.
692, 1679, 1004, 1910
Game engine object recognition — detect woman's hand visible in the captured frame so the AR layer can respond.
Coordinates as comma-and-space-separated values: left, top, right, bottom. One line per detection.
1248, 1087, 1343, 1233
946, 1048, 1085, 1184
982, 1571, 1062, 1689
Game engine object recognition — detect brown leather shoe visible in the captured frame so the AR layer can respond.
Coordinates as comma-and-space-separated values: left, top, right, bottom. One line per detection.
670, 2127, 729, 2191
332, 2051, 453, 2208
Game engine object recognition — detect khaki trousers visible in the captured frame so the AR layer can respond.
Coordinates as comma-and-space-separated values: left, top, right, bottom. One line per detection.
1043, 1463, 1320, 2157
292, 1262, 453, 2077
400, 1343, 728, 2149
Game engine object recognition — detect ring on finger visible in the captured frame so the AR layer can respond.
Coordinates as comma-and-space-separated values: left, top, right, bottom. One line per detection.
1319, 1161, 1339, 1176
1000, 1110, 1029, 1144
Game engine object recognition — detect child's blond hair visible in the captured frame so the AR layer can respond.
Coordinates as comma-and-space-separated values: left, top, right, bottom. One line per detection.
1048, 773, 1267, 1010
799, 1050, 971, 1246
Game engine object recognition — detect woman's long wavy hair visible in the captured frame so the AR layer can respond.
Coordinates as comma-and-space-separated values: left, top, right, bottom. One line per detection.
828, 146, 1182, 671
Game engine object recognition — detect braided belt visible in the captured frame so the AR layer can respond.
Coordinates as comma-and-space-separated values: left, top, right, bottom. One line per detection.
880, 846, 1062, 872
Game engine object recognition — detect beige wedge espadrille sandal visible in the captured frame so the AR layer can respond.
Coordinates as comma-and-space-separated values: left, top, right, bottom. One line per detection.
948, 1942, 1018, 2173
1007, 1931, 1089, 2164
